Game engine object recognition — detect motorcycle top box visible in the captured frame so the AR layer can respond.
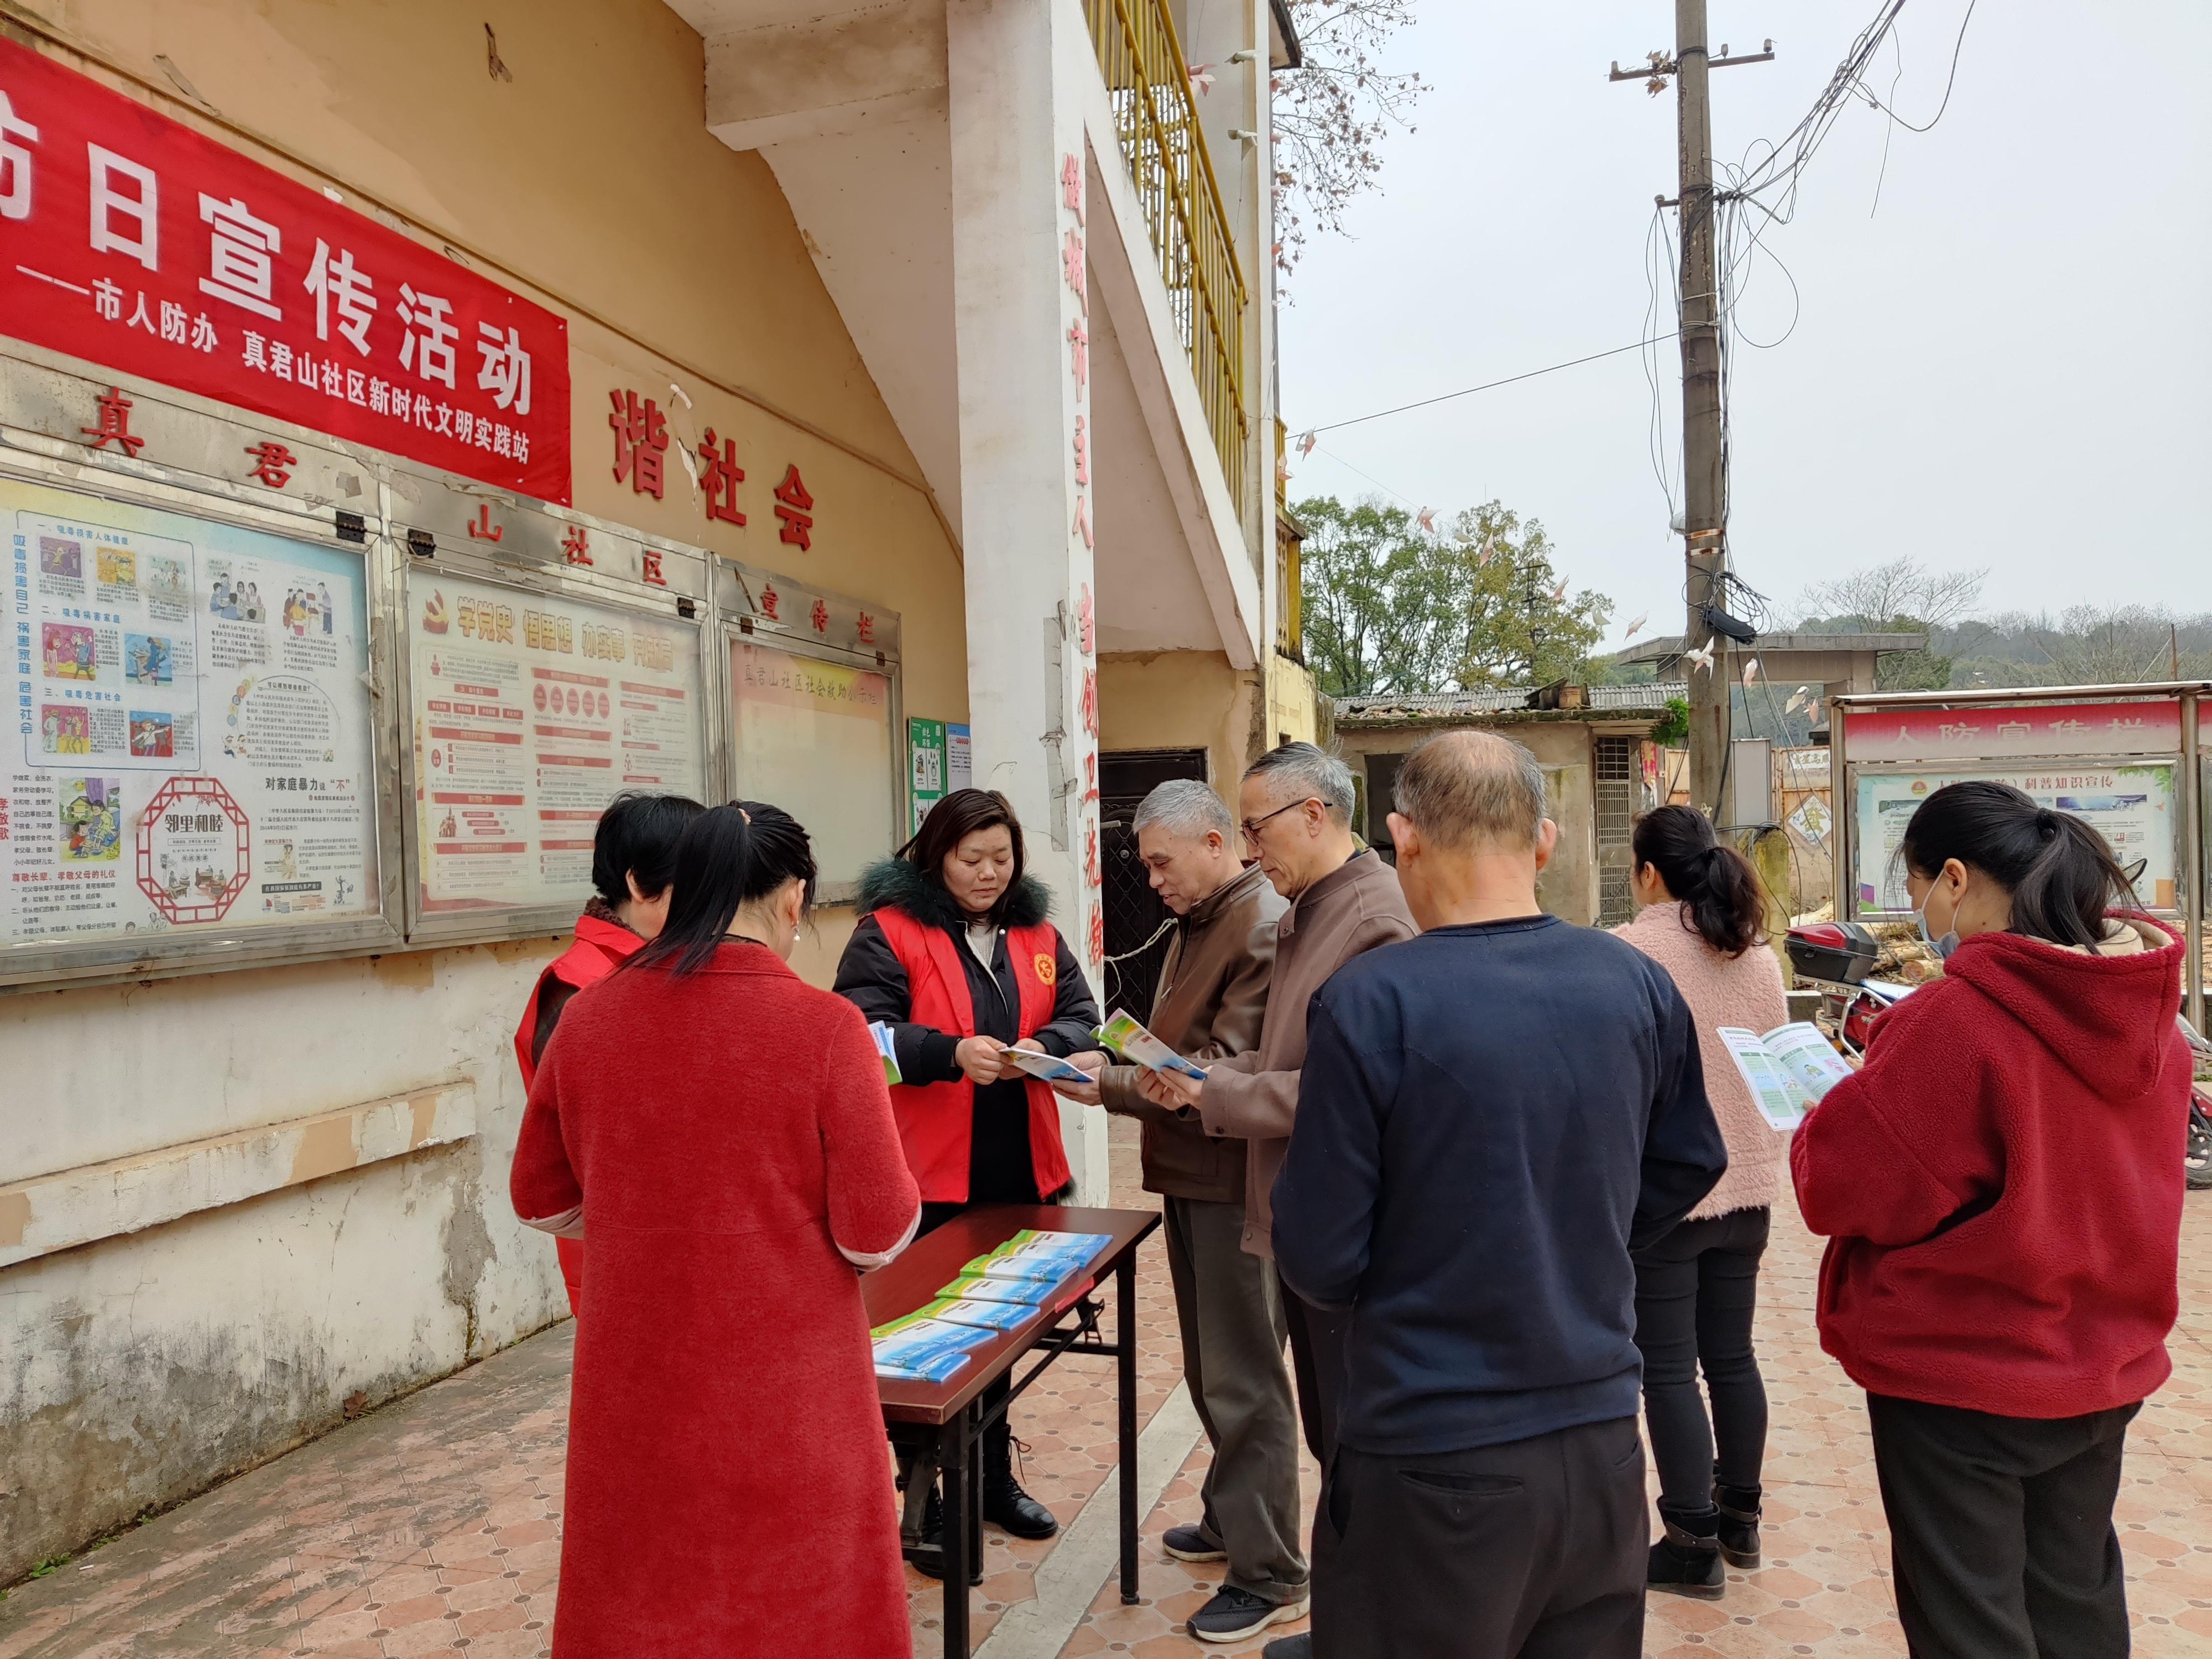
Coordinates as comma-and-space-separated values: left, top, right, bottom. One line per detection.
1787, 920, 1883, 986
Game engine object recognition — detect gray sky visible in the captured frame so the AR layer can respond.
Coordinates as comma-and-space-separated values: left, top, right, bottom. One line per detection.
1277, 1, 2212, 654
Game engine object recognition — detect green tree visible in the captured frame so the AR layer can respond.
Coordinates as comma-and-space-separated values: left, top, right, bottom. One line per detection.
1443, 503, 1614, 688
1293, 495, 1614, 696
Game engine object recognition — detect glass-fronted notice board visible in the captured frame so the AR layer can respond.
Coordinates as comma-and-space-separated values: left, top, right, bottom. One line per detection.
404, 565, 706, 917
3, 473, 379, 953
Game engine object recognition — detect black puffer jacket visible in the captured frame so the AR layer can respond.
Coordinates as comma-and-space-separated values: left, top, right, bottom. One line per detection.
832, 858, 1103, 1204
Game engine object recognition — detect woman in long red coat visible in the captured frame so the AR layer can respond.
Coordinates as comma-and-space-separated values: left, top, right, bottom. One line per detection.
513, 802, 922, 1657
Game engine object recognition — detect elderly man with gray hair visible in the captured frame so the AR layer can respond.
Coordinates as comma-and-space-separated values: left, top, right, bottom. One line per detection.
1061, 778, 1305, 1642
1272, 730, 1728, 1659
1138, 740, 1416, 1659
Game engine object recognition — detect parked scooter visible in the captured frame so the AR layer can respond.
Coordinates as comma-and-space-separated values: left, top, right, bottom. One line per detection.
1784, 920, 1915, 1058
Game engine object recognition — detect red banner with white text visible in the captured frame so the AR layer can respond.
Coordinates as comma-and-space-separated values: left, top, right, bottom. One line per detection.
0, 37, 571, 502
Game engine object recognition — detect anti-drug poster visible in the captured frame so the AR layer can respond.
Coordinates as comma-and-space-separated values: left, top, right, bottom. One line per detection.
407, 569, 705, 912
4, 475, 378, 948
1854, 764, 2178, 914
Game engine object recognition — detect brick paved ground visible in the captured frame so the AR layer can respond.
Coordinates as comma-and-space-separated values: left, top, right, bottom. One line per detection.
4, 1113, 2209, 1658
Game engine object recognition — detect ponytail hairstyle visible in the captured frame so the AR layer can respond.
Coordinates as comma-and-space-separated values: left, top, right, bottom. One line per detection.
589, 791, 705, 908
1631, 804, 1768, 958
1900, 780, 2136, 948
632, 804, 752, 977
732, 800, 819, 912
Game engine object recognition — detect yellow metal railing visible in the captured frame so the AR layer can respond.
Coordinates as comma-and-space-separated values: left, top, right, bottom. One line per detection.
1084, 0, 1250, 506
1273, 417, 1303, 660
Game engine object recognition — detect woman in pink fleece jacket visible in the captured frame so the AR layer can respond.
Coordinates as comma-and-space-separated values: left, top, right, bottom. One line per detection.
1612, 806, 1787, 1601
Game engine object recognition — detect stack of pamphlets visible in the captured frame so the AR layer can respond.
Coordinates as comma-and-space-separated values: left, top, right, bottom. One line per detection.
958, 1228, 1113, 1284
1095, 1010, 1208, 1080
870, 1230, 1115, 1383
870, 1311, 987, 1384
1716, 1022, 1856, 1130
868, 1021, 902, 1086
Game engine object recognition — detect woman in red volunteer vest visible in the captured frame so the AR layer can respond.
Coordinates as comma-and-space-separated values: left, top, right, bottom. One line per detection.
834, 787, 1103, 1561
513, 790, 703, 1317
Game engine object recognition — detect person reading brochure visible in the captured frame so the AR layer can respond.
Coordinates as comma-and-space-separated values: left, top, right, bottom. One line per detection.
1057, 779, 1308, 1645
1610, 804, 1788, 1599
1135, 743, 1415, 1659
1792, 780, 2192, 1658
511, 803, 922, 1659
833, 789, 1105, 1564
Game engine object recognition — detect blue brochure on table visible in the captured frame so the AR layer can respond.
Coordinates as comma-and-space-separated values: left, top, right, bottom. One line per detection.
870, 1312, 987, 1383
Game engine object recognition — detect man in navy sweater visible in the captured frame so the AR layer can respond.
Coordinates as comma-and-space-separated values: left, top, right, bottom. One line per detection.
1274, 729, 1727, 1658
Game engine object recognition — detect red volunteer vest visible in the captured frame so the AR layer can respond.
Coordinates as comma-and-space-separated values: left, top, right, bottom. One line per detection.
512, 912, 644, 1088
873, 904, 1071, 1203
513, 911, 642, 1320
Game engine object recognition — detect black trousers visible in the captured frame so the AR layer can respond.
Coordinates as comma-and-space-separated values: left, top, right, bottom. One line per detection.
1321, 1416, 1647, 1659
1631, 1205, 1770, 1511
1282, 1281, 1348, 1648
1867, 1392, 2140, 1658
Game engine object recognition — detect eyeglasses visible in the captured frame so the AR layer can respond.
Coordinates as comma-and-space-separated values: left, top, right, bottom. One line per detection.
1240, 797, 1318, 846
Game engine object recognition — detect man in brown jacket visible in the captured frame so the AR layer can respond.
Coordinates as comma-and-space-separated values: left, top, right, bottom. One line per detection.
1061, 779, 1306, 1643
1140, 743, 1415, 1659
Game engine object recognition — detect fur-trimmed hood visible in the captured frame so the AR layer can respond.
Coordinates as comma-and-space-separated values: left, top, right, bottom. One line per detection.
855, 855, 1053, 931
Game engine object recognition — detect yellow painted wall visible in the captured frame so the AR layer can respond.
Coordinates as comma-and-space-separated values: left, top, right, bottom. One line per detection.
1099, 650, 1260, 796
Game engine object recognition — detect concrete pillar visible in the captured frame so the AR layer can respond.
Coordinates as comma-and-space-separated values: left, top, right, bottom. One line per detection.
947, 0, 1108, 1201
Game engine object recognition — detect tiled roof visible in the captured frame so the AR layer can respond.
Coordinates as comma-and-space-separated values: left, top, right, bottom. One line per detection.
1334, 682, 1686, 722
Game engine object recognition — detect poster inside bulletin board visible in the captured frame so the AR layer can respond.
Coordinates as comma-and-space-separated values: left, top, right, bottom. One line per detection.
1853, 763, 2178, 914
730, 637, 895, 897
406, 566, 706, 915
3, 474, 379, 951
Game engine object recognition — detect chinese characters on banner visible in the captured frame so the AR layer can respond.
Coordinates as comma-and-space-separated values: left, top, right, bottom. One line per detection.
406, 570, 705, 914
3, 473, 380, 948
0, 37, 572, 502
606, 385, 823, 549
1842, 700, 2183, 763
1059, 149, 1102, 974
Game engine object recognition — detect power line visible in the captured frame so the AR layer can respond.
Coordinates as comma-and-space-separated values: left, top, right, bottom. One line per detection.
1306, 333, 1680, 436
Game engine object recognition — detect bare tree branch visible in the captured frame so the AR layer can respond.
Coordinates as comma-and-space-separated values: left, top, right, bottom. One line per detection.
1272, 0, 1425, 283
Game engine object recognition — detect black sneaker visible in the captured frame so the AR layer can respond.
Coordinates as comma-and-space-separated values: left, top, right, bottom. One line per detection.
1648, 1521, 1726, 1599
983, 1470, 1060, 1539
1162, 1522, 1228, 1563
1261, 1634, 1313, 1659
1188, 1585, 1308, 1644
1715, 1482, 1762, 1568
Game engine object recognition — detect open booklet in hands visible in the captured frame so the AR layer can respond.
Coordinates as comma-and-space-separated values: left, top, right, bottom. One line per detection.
1717, 1022, 1855, 1131
1095, 1010, 1208, 1081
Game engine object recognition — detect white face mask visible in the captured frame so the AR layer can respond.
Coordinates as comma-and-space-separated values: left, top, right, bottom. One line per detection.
1914, 883, 1959, 959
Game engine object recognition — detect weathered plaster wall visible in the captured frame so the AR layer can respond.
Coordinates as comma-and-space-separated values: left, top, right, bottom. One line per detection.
1098, 650, 1261, 796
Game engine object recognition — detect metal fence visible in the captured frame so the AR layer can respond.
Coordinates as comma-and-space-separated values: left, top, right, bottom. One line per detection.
1083, 0, 1249, 505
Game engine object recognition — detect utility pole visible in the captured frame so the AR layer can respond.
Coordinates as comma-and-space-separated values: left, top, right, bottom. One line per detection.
1611, 14, 1772, 815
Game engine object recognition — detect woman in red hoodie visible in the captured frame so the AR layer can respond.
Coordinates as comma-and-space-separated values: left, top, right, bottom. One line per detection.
1792, 780, 2190, 1658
